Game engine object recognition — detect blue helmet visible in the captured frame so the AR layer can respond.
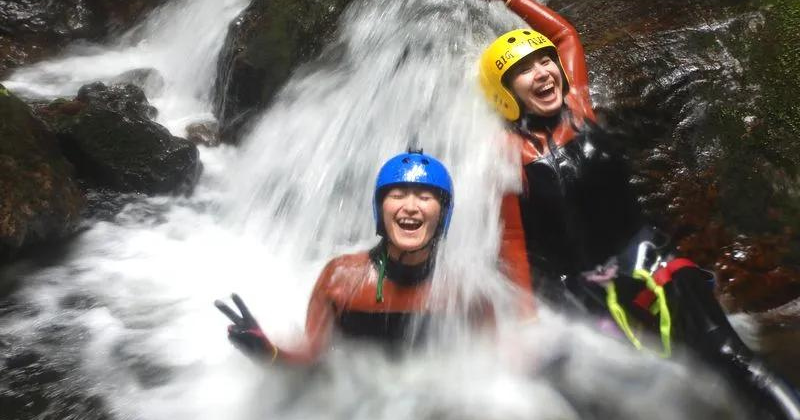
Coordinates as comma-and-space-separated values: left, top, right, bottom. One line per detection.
373, 149, 454, 237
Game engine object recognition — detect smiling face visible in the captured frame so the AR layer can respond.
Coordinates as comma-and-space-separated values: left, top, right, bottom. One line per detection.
507, 50, 564, 117
381, 186, 442, 262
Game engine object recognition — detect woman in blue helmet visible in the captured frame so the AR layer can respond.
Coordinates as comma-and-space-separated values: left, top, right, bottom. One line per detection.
216, 149, 462, 364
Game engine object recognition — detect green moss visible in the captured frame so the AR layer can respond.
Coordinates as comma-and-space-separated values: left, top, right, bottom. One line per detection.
0, 85, 84, 260
707, 0, 800, 235
243, 0, 350, 99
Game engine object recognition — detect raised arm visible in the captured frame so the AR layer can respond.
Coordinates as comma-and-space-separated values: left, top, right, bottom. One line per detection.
505, 0, 592, 110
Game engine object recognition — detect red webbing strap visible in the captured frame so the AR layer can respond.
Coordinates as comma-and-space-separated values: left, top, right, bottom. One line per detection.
633, 258, 698, 312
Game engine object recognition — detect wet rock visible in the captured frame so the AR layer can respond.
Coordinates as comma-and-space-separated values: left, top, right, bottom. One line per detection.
549, 0, 747, 52
714, 234, 800, 313
185, 120, 220, 147
76, 81, 157, 120
109, 67, 166, 95
213, 0, 353, 143
186, 121, 219, 147
92, 0, 169, 34
82, 188, 147, 222
35, 82, 201, 195
0, 83, 85, 263
0, 0, 168, 78
547, 0, 800, 311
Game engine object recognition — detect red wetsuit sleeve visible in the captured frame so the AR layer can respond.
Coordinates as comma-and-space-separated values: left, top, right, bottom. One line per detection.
274, 261, 336, 365
499, 193, 536, 314
505, 0, 594, 119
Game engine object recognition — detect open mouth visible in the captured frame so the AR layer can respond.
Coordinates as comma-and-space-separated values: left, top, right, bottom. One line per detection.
534, 82, 556, 100
396, 218, 423, 231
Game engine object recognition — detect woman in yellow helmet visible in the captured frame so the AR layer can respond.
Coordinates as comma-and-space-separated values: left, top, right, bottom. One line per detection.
484, 0, 644, 307
483, 0, 602, 303
482, 2, 800, 418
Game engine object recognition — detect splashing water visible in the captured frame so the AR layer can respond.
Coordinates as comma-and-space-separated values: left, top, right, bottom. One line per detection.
0, 0, 743, 419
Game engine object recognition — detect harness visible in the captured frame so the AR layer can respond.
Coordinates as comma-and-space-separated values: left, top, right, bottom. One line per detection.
595, 242, 703, 358
604, 259, 673, 357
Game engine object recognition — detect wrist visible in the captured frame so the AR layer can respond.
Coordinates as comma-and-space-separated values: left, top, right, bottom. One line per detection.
269, 343, 279, 363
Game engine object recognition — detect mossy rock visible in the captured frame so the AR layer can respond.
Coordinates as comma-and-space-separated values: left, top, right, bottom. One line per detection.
0, 83, 84, 262
547, 0, 800, 311
213, 0, 353, 143
36, 83, 201, 195
0, 0, 167, 78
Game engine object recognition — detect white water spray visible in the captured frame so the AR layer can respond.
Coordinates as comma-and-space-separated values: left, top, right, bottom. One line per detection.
0, 0, 742, 419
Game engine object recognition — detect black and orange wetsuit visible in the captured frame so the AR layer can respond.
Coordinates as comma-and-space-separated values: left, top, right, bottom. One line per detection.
498, 0, 609, 285
272, 244, 487, 364
496, 2, 800, 418
497, 0, 611, 301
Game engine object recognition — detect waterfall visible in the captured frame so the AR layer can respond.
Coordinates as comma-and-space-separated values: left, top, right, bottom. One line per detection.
0, 0, 741, 419
2, 0, 248, 135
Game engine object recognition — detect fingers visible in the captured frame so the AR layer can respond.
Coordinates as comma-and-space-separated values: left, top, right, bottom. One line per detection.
231, 293, 257, 327
228, 333, 270, 362
215, 299, 245, 326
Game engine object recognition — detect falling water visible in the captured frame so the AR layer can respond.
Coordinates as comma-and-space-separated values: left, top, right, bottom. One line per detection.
0, 0, 743, 419
2, 0, 248, 135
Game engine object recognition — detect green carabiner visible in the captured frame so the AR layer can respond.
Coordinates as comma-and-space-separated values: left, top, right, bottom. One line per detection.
375, 248, 387, 303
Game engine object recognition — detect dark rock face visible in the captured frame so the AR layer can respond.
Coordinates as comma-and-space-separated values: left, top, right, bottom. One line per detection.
0, 83, 84, 262
0, 0, 168, 78
76, 81, 158, 120
36, 82, 201, 195
548, 0, 800, 311
185, 121, 220, 147
109, 67, 166, 94
213, 0, 353, 143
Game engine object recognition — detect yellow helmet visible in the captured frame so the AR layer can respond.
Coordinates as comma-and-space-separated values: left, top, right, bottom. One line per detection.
479, 29, 566, 121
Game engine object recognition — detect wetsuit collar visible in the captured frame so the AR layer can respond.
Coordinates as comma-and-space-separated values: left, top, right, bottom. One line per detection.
517, 104, 570, 135
369, 242, 433, 287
